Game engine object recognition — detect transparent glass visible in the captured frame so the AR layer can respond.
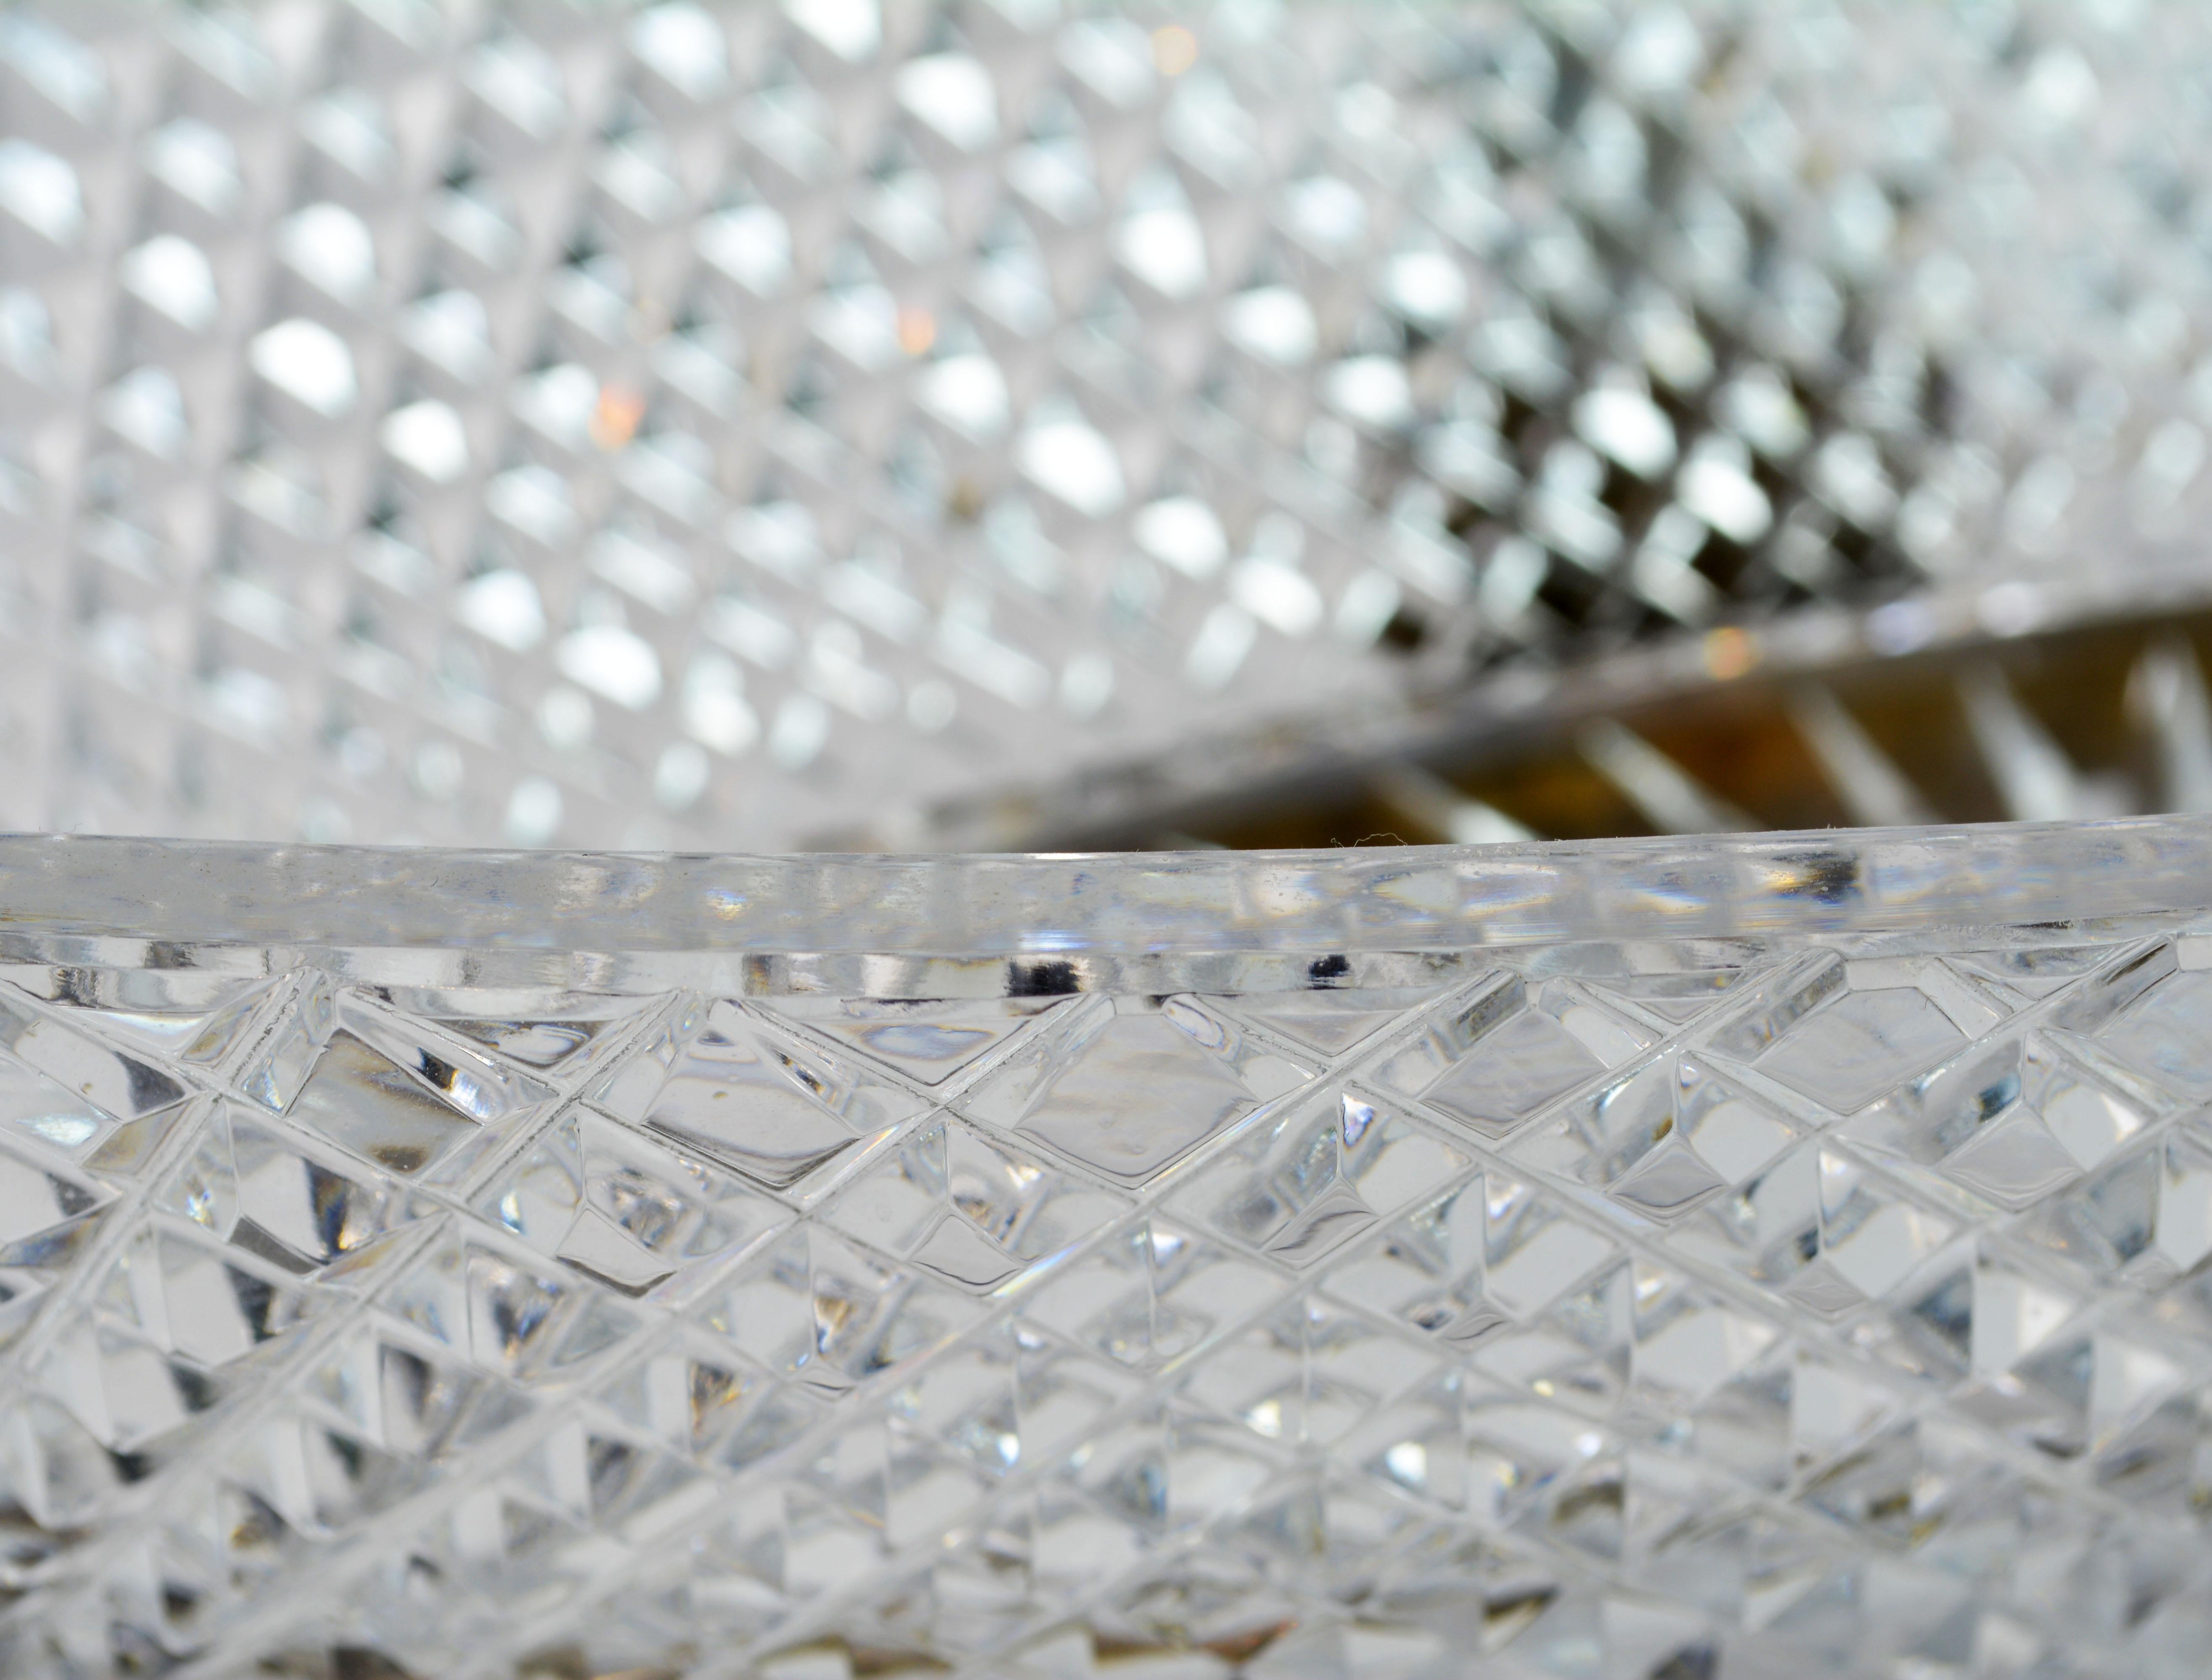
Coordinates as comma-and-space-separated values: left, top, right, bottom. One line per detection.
0, 819, 2207, 1676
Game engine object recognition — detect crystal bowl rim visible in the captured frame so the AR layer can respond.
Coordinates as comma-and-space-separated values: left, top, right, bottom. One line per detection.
0, 816, 2202, 962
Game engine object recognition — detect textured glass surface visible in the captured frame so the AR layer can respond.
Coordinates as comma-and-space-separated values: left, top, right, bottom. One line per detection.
0, 822, 2204, 1674
6, 2, 2212, 851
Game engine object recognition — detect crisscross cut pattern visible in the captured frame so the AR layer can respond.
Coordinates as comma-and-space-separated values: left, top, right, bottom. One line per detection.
0, 901, 2208, 1677
4, 1, 2211, 851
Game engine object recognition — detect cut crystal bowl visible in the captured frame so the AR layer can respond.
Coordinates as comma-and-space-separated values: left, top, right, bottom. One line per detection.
13, 1, 2212, 853
0, 821, 2207, 1676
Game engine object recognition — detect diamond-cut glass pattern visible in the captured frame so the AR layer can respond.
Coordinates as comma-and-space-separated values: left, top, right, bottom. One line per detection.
0, 826, 2208, 1675
7, 1, 2212, 852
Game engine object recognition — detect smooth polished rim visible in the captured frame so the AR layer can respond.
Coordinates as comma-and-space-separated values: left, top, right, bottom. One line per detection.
0, 818, 2203, 969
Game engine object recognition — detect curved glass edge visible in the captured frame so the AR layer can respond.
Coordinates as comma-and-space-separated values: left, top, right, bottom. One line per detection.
0, 816, 2206, 964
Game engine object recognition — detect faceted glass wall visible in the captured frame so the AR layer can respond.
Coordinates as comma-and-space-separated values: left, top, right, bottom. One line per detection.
4, 2, 2212, 851
0, 826, 2201, 1675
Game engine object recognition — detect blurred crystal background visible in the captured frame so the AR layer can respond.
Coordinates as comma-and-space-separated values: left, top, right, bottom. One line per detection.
6, 0, 2212, 852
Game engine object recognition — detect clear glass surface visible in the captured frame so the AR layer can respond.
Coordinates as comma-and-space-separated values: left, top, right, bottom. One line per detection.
0, 820, 2207, 1675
